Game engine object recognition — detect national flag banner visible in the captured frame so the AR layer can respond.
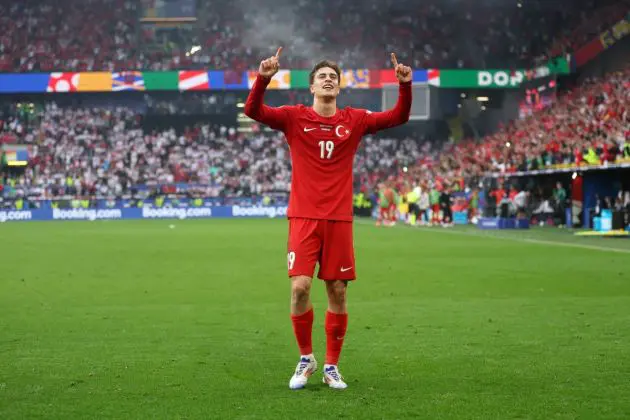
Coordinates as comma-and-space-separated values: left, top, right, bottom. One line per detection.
366, 69, 383, 88
290, 70, 310, 89
412, 70, 428, 83
178, 71, 209, 91
208, 71, 227, 89
112, 71, 145, 91
574, 15, 629, 67
77, 72, 112, 92
376, 69, 398, 86
143, 71, 179, 91
0, 74, 50, 93
268, 70, 291, 89
247, 71, 258, 89
222, 70, 248, 89
574, 38, 604, 67
428, 69, 440, 87
1, 64, 575, 95
247, 70, 291, 89
340, 69, 369, 88
600, 15, 630, 50
208, 71, 248, 89
47, 73, 79, 92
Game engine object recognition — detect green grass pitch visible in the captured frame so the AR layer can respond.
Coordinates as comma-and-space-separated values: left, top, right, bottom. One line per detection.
1, 219, 629, 419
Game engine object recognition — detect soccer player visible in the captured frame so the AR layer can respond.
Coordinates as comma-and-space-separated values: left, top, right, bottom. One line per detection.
376, 182, 392, 227
244, 47, 412, 390
439, 186, 453, 226
387, 183, 399, 225
406, 182, 420, 226
429, 184, 441, 225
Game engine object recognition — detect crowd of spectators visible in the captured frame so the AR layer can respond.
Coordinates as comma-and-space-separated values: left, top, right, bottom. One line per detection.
1, 104, 292, 199
0, 0, 139, 72
382, 64, 629, 226
2, 0, 627, 72
1, 104, 426, 201
546, 1, 630, 60
401, 66, 630, 194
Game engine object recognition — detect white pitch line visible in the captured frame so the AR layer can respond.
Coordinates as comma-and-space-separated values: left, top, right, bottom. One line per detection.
514, 237, 630, 254
354, 219, 630, 254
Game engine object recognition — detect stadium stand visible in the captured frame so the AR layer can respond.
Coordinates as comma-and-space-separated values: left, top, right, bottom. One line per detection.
0, 0, 138, 72
1, 0, 628, 71
1, 63, 627, 204
403, 65, 630, 190
1, 104, 292, 199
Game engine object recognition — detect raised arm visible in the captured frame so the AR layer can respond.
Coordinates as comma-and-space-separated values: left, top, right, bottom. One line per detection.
244, 47, 289, 131
363, 53, 412, 134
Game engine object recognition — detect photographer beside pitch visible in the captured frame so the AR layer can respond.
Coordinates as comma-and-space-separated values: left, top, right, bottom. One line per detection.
245, 47, 412, 390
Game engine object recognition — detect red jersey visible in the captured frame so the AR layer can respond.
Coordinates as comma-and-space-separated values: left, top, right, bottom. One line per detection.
245, 74, 411, 221
384, 188, 395, 203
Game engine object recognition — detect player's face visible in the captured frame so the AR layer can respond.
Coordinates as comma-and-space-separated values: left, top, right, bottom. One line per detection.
310, 67, 340, 99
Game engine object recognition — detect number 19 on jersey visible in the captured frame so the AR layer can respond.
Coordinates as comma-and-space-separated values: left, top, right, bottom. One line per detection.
319, 141, 334, 159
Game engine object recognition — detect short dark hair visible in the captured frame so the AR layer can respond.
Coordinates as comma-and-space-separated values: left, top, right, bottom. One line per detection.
309, 60, 341, 86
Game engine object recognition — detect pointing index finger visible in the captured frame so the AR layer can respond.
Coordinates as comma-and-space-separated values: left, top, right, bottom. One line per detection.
275, 47, 283, 58
390, 53, 398, 68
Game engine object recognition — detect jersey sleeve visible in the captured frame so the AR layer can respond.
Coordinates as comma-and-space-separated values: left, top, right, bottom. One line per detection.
360, 81, 412, 135
244, 74, 291, 132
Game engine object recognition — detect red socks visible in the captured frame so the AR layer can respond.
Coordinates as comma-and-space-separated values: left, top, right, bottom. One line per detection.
325, 311, 348, 365
291, 309, 348, 364
291, 308, 314, 355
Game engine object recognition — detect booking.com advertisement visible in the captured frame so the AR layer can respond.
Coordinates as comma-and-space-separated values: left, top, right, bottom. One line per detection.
0, 205, 288, 223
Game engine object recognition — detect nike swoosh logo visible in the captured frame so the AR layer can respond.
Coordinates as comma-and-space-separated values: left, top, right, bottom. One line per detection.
340, 267, 352, 272
303, 127, 317, 132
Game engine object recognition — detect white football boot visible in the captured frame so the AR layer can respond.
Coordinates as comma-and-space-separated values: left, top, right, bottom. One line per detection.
289, 355, 318, 390
322, 364, 348, 390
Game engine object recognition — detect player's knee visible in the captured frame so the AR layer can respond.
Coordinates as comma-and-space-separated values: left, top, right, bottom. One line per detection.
291, 276, 312, 302
326, 281, 347, 305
